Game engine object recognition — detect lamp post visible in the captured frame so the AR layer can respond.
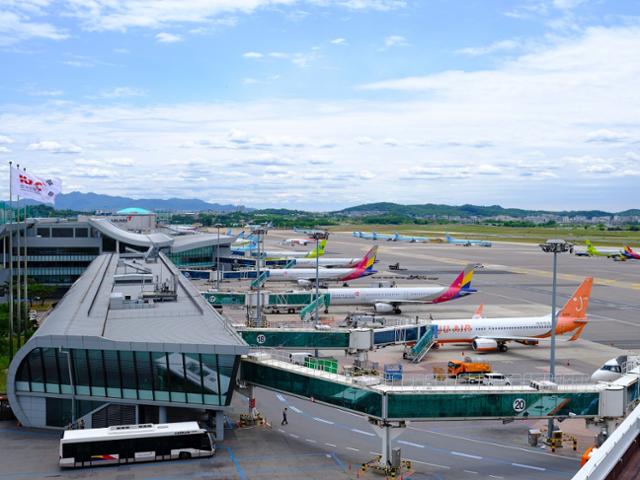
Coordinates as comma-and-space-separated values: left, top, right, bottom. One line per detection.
253, 228, 267, 327
539, 239, 572, 440
310, 231, 328, 326
214, 223, 223, 290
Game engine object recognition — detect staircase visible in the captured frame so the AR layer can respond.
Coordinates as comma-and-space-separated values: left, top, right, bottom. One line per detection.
300, 294, 329, 321
405, 326, 437, 363
250, 271, 270, 289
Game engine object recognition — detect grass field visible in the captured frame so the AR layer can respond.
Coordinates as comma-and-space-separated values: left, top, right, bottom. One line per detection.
329, 224, 640, 246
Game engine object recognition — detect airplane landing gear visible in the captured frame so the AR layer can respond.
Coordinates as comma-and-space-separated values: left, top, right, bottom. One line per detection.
498, 343, 509, 353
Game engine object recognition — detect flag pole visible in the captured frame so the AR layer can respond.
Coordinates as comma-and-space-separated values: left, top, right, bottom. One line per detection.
15, 164, 21, 348
23, 167, 28, 333
8, 162, 14, 358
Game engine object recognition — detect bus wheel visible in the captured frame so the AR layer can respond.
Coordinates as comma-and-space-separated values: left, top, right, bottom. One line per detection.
179, 451, 192, 460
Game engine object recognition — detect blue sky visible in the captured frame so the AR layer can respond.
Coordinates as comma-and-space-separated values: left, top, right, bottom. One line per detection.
0, 0, 639, 211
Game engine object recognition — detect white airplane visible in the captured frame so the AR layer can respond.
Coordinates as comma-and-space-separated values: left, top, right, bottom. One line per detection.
258, 239, 326, 259
433, 278, 593, 353
281, 238, 310, 246
265, 247, 377, 285
287, 254, 368, 268
325, 264, 476, 313
591, 356, 639, 383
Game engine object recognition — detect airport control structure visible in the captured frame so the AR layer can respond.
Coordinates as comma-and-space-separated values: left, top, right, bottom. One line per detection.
6, 251, 249, 439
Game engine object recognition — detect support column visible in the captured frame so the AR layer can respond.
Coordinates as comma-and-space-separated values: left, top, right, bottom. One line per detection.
215, 410, 224, 441
248, 385, 257, 419
158, 405, 167, 424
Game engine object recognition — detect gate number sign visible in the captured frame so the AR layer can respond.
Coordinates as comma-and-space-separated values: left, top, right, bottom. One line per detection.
256, 334, 266, 344
513, 398, 526, 413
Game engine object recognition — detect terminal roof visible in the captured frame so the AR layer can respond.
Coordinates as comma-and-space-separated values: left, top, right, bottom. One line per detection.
35, 253, 247, 353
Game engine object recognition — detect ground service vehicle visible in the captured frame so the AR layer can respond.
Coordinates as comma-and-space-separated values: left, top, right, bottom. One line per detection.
481, 373, 511, 386
447, 359, 492, 381
59, 422, 215, 468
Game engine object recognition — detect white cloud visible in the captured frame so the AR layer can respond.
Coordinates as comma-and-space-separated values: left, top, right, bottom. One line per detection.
95, 87, 147, 99
330, 37, 347, 45
384, 35, 409, 48
0, 135, 14, 144
0, 10, 68, 46
2, 25, 639, 210
456, 39, 522, 56
586, 129, 629, 143
0, 146, 11, 153
61, 0, 405, 32
243, 51, 264, 58
27, 140, 82, 154
552, 0, 588, 10
155, 32, 183, 43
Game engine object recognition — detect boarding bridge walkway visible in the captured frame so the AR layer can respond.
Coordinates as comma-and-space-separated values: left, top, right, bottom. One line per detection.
237, 324, 437, 353
241, 351, 636, 422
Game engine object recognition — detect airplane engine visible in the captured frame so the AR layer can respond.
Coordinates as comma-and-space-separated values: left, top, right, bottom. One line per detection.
297, 279, 312, 288
472, 338, 499, 352
373, 303, 394, 314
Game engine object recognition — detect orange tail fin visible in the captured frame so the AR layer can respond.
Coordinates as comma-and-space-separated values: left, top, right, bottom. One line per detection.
559, 277, 593, 320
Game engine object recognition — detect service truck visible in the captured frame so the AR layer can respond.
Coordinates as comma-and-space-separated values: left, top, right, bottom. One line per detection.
447, 359, 492, 382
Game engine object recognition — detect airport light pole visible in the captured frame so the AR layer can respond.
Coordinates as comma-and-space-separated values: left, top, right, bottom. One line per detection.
215, 223, 223, 290
539, 239, 572, 440
254, 228, 267, 327
311, 231, 328, 326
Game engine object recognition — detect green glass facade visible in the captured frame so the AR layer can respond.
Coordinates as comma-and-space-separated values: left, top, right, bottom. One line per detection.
239, 329, 350, 349
168, 246, 216, 268
240, 361, 382, 416
16, 347, 239, 407
386, 392, 601, 420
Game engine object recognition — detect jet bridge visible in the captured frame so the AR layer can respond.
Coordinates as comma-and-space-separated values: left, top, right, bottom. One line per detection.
240, 351, 633, 473
237, 323, 437, 352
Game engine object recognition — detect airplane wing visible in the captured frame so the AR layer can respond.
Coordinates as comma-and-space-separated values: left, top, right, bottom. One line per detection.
475, 335, 542, 342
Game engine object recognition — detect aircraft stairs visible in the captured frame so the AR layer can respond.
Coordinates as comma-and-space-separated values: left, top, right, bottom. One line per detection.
250, 271, 270, 289
403, 327, 436, 363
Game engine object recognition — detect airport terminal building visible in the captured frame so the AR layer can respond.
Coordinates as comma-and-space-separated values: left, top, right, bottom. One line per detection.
6, 251, 249, 437
0, 208, 233, 287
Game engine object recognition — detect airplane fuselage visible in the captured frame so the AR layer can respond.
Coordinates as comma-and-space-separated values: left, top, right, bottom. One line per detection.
326, 286, 448, 305
265, 267, 373, 282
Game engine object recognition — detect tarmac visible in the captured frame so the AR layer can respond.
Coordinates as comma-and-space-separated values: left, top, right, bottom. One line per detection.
3, 229, 637, 479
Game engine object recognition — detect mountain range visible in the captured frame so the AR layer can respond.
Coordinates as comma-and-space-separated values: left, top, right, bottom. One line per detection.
10, 191, 248, 213
335, 202, 640, 218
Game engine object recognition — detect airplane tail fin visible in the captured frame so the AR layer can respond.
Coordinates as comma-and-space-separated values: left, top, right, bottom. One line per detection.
559, 277, 594, 321
585, 240, 597, 256
455, 263, 475, 291
306, 239, 327, 258
472, 304, 484, 319
356, 246, 378, 269
445, 233, 453, 243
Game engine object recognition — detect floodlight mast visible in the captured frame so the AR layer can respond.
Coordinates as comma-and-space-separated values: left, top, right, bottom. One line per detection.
539, 239, 572, 441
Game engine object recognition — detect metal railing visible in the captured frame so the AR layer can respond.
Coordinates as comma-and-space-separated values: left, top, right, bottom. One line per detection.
247, 348, 597, 390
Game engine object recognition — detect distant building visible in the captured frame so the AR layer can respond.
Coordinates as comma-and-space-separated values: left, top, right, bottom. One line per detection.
0, 209, 234, 287
6, 252, 249, 436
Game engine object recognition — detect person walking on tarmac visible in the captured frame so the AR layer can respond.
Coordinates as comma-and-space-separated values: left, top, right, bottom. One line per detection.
281, 407, 288, 425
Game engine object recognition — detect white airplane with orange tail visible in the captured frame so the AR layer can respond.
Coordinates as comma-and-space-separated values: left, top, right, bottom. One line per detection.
432, 277, 593, 353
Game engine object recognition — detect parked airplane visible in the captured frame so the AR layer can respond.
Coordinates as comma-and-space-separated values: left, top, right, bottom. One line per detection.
580, 240, 625, 259
259, 239, 327, 259
432, 277, 593, 352
393, 232, 431, 243
324, 264, 476, 313
591, 356, 640, 383
352, 231, 397, 241
287, 249, 376, 268
623, 246, 640, 260
281, 238, 310, 246
293, 227, 327, 238
445, 233, 492, 247
265, 246, 377, 284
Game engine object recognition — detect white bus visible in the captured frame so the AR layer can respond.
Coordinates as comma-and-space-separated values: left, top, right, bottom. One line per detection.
59, 422, 215, 468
